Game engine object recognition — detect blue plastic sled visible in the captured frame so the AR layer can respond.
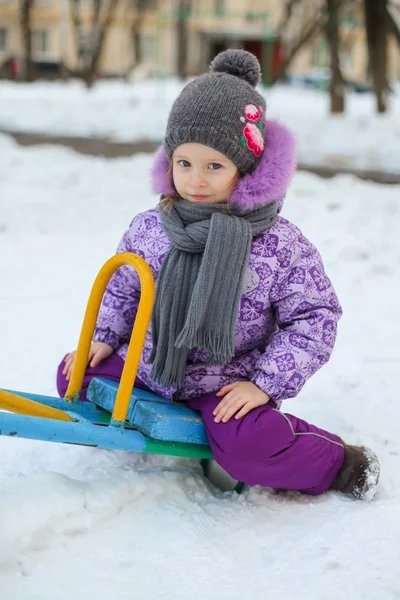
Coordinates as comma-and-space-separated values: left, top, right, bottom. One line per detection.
0, 254, 243, 492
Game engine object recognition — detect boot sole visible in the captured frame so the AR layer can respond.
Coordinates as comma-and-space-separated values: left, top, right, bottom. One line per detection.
354, 447, 380, 501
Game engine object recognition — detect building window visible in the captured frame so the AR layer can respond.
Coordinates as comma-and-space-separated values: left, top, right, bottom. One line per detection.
340, 43, 352, 70
0, 28, 7, 52
312, 37, 329, 68
140, 34, 157, 62
132, 0, 157, 10
78, 31, 92, 54
215, 0, 224, 16
341, 5, 360, 26
32, 30, 50, 55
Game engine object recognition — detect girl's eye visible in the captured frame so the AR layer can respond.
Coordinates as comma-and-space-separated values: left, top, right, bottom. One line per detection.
209, 163, 222, 170
178, 160, 191, 167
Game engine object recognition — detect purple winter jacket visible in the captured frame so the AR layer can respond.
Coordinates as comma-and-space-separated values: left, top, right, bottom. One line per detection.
93, 121, 342, 405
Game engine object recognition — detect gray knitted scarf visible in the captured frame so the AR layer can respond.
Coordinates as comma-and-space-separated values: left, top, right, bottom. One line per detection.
150, 199, 278, 387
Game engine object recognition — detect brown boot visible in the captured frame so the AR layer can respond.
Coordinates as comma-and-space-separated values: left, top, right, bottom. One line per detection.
330, 444, 380, 500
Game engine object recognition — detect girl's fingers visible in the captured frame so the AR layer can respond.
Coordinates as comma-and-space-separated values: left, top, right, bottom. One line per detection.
90, 351, 102, 368
65, 351, 78, 380
90, 343, 114, 367
64, 344, 113, 378
213, 391, 237, 415
64, 346, 101, 378
66, 364, 73, 381
213, 399, 227, 415
214, 396, 242, 423
62, 353, 74, 375
234, 403, 255, 420
216, 382, 239, 397
220, 400, 247, 423
91, 347, 109, 367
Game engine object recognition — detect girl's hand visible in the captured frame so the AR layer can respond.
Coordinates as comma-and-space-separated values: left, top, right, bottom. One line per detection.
62, 341, 114, 381
213, 381, 270, 423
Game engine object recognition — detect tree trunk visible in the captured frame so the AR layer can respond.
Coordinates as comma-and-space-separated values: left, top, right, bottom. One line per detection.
133, 28, 141, 66
20, 0, 35, 82
326, 0, 345, 113
364, 0, 389, 113
131, 0, 146, 67
69, 0, 84, 70
176, 0, 190, 80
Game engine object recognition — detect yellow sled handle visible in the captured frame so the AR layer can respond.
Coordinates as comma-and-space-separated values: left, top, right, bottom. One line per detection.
65, 253, 155, 424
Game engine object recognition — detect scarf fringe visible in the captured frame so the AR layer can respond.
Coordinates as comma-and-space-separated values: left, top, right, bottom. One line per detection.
151, 369, 184, 388
176, 326, 235, 365
150, 327, 236, 388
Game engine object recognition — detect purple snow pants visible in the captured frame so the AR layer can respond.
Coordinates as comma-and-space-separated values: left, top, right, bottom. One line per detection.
57, 354, 344, 496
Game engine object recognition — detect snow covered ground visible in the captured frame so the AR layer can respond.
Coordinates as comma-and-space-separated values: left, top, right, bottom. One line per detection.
0, 134, 399, 599
1, 78, 400, 174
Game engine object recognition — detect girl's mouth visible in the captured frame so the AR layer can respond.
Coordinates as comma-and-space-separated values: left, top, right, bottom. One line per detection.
190, 194, 210, 201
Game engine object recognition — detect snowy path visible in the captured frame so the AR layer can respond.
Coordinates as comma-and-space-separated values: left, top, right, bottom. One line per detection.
1, 79, 400, 174
0, 135, 399, 599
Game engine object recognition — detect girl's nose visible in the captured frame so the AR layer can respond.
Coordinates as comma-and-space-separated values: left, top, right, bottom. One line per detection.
189, 171, 206, 187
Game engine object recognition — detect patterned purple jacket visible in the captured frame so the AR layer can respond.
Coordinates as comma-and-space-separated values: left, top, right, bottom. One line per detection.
94, 121, 342, 405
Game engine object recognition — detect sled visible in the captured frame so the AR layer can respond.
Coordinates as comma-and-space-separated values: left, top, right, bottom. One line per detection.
0, 254, 243, 492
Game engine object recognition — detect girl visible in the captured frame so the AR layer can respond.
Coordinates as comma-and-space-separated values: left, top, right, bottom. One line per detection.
57, 49, 379, 500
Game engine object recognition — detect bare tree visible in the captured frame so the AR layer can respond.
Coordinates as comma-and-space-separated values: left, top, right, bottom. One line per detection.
176, 0, 191, 80
363, 0, 389, 112
326, 0, 345, 112
69, 0, 121, 87
20, 0, 35, 82
273, 1, 328, 82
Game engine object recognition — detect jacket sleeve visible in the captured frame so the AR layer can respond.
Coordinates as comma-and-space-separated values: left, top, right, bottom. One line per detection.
251, 231, 342, 402
93, 216, 142, 350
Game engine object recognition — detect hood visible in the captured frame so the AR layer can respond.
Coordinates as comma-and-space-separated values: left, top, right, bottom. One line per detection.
150, 119, 297, 212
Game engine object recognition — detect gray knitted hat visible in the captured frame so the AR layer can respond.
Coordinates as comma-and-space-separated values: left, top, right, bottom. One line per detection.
164, 49, 266, 175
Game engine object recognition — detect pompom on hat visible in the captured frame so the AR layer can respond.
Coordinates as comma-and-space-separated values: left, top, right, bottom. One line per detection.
210, 48, 261, 87
164, 49, 267, 176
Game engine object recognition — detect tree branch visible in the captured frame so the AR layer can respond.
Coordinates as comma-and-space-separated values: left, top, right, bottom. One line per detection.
273, 5, 328, 81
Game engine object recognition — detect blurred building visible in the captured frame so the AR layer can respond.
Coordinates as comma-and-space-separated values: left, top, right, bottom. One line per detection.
0, 0, 399, 83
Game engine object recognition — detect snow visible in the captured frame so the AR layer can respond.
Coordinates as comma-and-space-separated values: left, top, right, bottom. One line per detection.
1, 78, 400, 174
0, 132, 400, 598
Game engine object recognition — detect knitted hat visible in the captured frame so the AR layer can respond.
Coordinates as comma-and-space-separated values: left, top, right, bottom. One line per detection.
164, 49, 267, 175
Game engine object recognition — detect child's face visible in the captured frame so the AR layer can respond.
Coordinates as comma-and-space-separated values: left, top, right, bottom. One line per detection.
172, 143, 238, 204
